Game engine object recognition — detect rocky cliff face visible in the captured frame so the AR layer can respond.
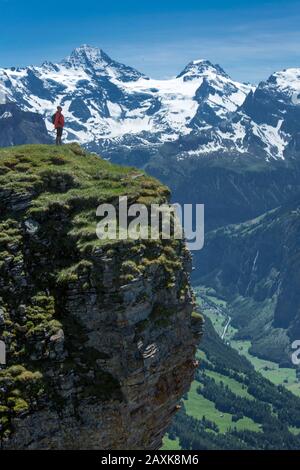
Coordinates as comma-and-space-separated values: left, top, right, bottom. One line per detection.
0, 102, 51, 147
0, 144, 202, 449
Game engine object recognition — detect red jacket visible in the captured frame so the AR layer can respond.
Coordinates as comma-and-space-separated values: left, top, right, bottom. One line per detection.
54, 112, 65, 129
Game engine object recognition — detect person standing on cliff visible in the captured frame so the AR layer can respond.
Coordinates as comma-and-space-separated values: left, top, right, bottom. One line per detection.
52, 106, 65, 145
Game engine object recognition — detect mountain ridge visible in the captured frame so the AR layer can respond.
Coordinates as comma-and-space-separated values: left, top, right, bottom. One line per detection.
0, 45, 252, 158
2, 45, 300, 164
193, 195, 300, 365
0, 102, 51, 147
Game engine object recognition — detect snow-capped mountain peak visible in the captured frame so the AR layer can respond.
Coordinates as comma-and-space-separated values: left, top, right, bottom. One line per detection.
177, 59, 228, 81
1, 46, 300, 163
61, 44, 144, 82
62, 44, 111, 69
0, 46, 252, 150
267, 68, 300, 103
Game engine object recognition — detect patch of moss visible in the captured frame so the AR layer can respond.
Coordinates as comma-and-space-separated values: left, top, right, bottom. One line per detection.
120, 260, 141, 277
0, 365, 45, 438
11, 397, 29, 414
57, 260, 93, 285
192, 311, 204, 322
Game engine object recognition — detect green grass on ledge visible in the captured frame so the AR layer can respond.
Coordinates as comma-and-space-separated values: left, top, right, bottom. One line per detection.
0, 143, 170, 252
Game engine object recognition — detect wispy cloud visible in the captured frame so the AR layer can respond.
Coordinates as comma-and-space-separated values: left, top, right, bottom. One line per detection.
108, 16, 300, 83
1, 1, 300, 84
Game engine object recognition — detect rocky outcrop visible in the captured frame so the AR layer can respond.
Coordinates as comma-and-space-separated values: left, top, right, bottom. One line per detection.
0, 102, 51, 147
0, 144, 202, 449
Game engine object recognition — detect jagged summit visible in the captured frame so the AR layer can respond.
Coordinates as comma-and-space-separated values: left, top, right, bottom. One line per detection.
192, 59, 209, 64
61, 44, 144, 82
62, 44, 112, 68
177, 58, 228, 80
266, 67, 300, 97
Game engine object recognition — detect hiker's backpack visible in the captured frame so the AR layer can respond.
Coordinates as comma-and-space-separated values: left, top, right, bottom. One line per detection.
51, 113, 56, 125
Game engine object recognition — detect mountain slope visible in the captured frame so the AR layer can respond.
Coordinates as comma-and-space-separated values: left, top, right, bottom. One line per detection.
150, 68, 300, 163
164, 316, 300, 450
0, 102, 51, 147
193, 197, 300, 364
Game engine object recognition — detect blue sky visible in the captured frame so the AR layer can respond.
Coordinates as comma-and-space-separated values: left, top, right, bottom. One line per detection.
1, 0, 300, 83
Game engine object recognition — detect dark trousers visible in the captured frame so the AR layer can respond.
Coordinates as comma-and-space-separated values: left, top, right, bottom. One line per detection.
56, 127, 63, 145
